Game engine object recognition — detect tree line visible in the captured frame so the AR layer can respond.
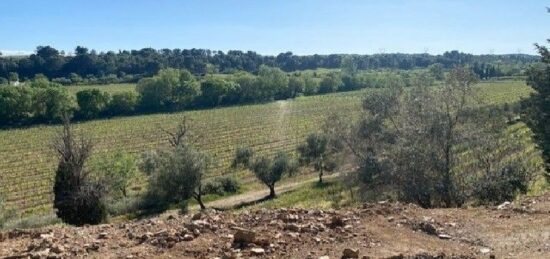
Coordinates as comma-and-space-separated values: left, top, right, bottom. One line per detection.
0, 65, 438, 127
0, 45, 537, 84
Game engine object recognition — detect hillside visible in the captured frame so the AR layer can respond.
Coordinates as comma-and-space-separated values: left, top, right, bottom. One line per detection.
0, 81, 540, 215
1, 191, 549, 258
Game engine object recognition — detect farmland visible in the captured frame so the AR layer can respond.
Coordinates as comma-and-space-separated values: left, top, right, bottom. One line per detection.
65, 83, 136, 96
0, 80, 543, 215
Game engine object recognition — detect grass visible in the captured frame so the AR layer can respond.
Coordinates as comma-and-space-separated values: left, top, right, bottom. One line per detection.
0, 80, 542, 216
246, 178, 356, 210
65, 83, 136, 95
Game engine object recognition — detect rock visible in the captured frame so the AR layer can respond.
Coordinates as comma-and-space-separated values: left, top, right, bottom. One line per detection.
319, 256, 330, 259
342, 248, 359, 258
182, 234, 194, 241
50, 244, 65, 254
497, 201, 512, 210
254, 237, 270, 246
418, 222, 437, 235
284, 223, 301, 232
480, 247, 491, 254
437, 234, 452, 240
250, 247, 265, 255
233, 227, 256, 244
330, 215, 345, 228
192, 212, 202, 220
98, 232, 109, 239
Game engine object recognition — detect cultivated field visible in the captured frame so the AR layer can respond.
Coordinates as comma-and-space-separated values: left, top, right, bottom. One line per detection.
66, 83, 136, 95
0, 81, 542, 215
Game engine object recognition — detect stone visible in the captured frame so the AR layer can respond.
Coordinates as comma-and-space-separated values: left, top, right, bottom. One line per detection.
182, 234, 194, 241
437, 234, 452, 240
330, 215, 345, 228
319, 256, 330, 259
480, 247, 491, 254
50, 244, 65, 254
497, 201, 512, 210
192, 212, 202, 220
342, 248, 359, 258
98, 232, 109, 239
250, 247, 265, 255
418, 222, 437, 235
233, 227, 256, 244
284, 223, 301, 232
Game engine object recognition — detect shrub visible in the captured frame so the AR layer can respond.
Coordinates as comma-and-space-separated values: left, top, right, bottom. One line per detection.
203, 176, 241, 195
147, 144, 207, 211
107, 92, 138, 116
92, 151, 139, 199
53, 119, 106, 225
473, 162, 532, 205
231, 146, 255, 169
139, 150, 159, 176
76, 89, 110, 120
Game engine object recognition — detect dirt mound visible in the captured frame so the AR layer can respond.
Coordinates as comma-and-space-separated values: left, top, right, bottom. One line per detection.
1, 194, 549, 258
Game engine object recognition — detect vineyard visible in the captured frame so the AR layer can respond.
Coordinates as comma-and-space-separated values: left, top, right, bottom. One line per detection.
0, 80, 543, 215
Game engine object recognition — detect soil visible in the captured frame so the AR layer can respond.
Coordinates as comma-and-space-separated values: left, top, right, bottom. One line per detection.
1, 193, 549, 259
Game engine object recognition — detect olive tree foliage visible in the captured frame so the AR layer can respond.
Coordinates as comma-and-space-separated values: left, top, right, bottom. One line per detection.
144, 116, 210, 211
231, 146, 255, 169
522, 38, 550, 177
250, 152, 297, 198
330, 67, 535, 208
297, 133, 341, 184
53, 118, 107, 225
91, 152, 139, 199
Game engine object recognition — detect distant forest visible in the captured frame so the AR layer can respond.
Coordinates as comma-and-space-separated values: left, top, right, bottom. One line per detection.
0, 46, 539, 83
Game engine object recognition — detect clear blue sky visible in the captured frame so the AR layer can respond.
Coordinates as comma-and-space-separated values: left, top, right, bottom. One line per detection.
0, 0, 547, 55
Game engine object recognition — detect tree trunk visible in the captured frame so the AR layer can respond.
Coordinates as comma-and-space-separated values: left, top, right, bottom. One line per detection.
195, 193, 206, 210
269, 185, 276, 199
318, 159, 324, 184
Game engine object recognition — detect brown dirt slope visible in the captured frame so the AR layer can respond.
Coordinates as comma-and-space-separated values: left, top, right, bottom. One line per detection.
1, 193, 549, 259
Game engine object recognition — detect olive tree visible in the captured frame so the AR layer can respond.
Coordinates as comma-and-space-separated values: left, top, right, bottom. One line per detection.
250, 152, 297, 198
298, 133, 340, 184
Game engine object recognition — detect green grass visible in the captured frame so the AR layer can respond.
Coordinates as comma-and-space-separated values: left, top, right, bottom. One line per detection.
0, 80, 541, 215
246, 179, 356, 210
66, 83, 136, 95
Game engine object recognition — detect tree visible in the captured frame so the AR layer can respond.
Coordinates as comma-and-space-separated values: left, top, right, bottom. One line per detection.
287, 75, 305, 98
148, 143, 209, 210
76, 89, 110, 119
8, 72, 18, 84
32, 85, 75, 123
53, 118, 106, 225
136, 69, 200, 112
0, 87, 34, 125
298, 133, 339, 183
231, 146, 255, 169
257, 65, 289, 101
107, 91, 138, 115
522, 39, 550, 176
199, 76, 238, 107
250, 152, 296, 198
428, 63, 444, 80
92, 152, 139, 198
319, 72, 343, 93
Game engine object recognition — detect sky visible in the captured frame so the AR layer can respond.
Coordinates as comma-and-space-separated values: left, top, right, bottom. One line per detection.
0, 0, 548, 56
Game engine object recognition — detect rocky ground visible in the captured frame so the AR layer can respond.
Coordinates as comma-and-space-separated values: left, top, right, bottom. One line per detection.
1, 193, 549, 259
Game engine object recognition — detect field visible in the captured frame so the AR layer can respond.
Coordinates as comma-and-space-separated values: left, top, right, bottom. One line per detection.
0, 80, 543, 215
65, 83, 136, 95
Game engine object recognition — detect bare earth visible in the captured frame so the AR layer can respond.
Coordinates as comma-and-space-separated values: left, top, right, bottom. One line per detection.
1, 193, 549, 259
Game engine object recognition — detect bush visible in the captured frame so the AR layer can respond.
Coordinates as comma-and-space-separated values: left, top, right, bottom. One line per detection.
231, 146, 254, 169
0, 196, 16, 228
473, 163, 532, 205
91, 152, 139, 199
203, 176, 241, 195
107, 91, 138, 115
139, 150, 160, 176
76, 89, 110, 120
53, 119, 106, 225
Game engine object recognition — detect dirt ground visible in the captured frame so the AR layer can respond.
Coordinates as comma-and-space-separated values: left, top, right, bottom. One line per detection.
1, 193, 549, 259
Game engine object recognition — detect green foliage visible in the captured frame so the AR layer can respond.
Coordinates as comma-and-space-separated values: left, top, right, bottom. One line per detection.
522, 41, 550, 175
107, 91, 138, 115
147, 144, 208, 212
76, 89, 110, 119
32, 84, 75, 123
139, 150, 160, 176
53, 120, 106, 225
91, 152, 139, 199
231, 146, 255, 169
199, 76, 239, 106
473, 162, 532, 205
136, 68, 200, 111
298, 133, 339, 183
319, 72, 343, 93
250, 152, 297, 198
257, 65, 289, 100
0, 86, 34, 124
203, 176, 241, 196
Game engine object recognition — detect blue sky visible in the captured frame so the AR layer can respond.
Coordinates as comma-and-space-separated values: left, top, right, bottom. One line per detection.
0, 0, 547, 55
